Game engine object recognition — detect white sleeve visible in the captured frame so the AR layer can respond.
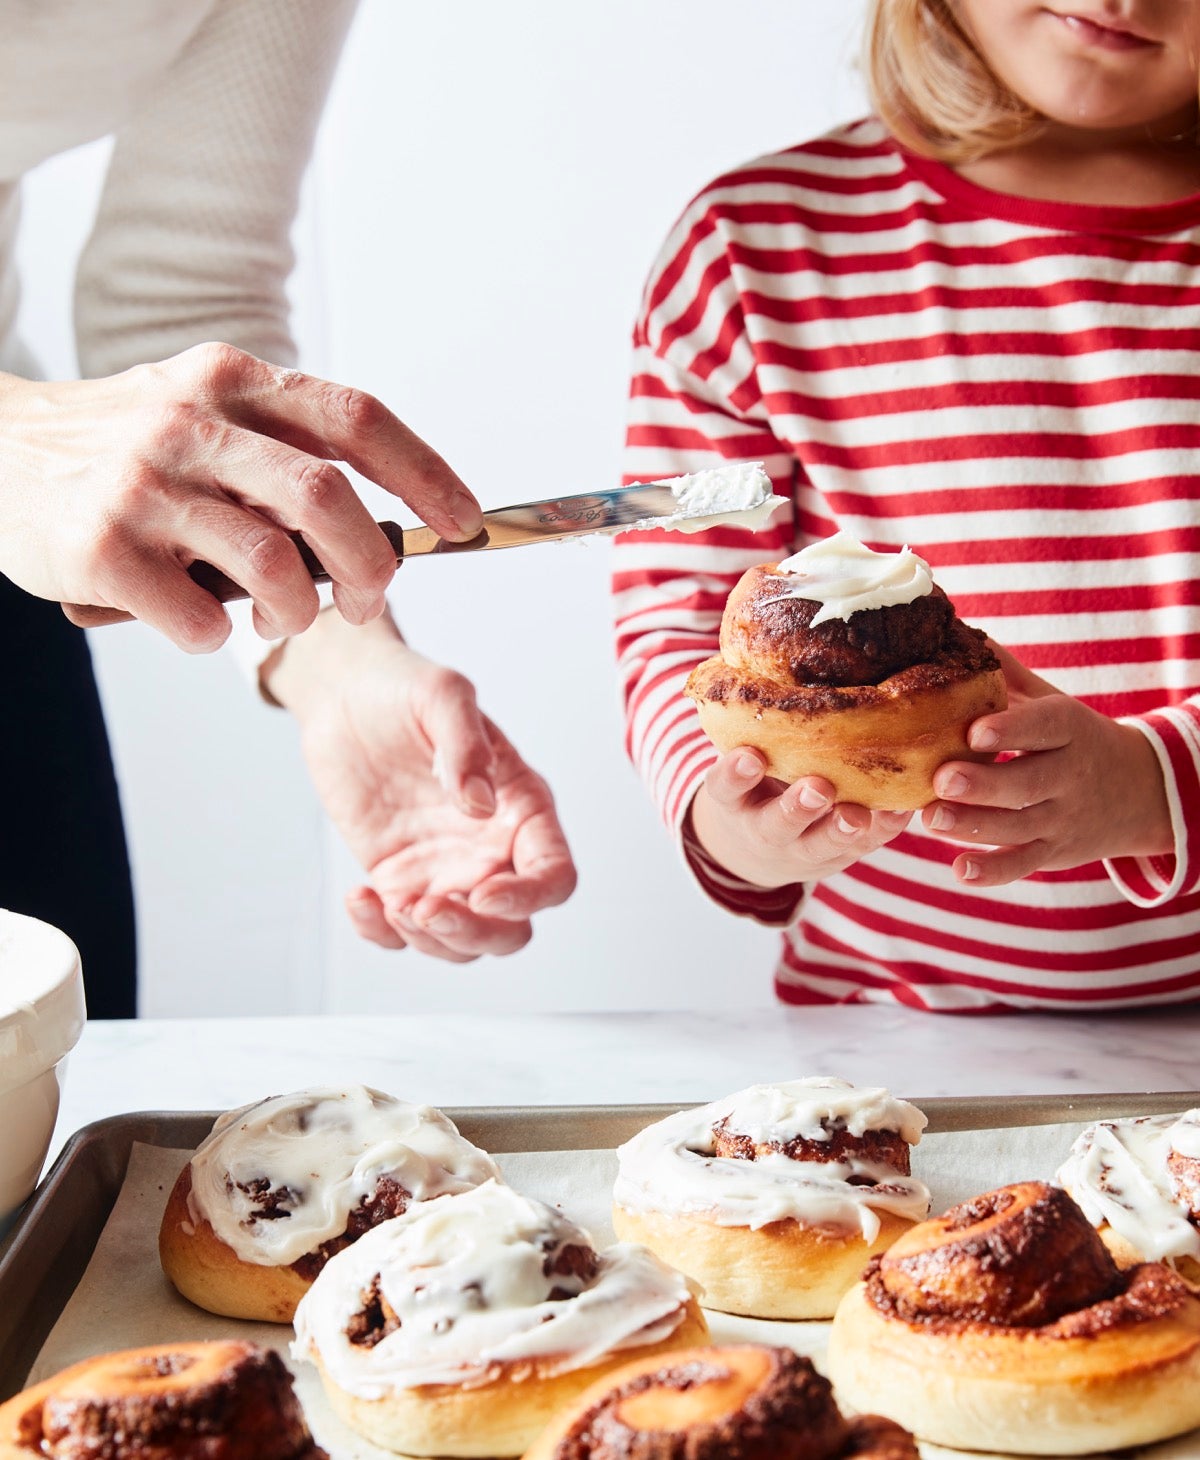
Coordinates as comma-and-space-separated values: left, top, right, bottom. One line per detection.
72, 0, 358, 688
73, 0, 358, 376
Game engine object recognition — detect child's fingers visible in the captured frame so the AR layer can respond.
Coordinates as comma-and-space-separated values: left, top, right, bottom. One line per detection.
703, 747, 769, 806
968, 698, 1074, 756
988, 641, 1061, 700
952, 841, 1050, 887
933, 748, 1062, 812
761, 788, 869, 852
922, 797, 1053, 848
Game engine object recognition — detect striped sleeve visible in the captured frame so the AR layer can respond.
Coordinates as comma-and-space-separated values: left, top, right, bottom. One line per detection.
614, 203, 810, 919
1105, 706, 1200, 905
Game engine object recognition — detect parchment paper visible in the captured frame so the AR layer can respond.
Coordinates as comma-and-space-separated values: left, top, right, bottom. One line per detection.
25, 1125, 1200, 1460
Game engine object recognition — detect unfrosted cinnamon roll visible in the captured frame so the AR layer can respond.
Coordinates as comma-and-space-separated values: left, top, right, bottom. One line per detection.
1058, 1107, 1200, 1282
522, 1345, 918, 1460
828, 1180, 1200, 1454
611, 1077, 930, 1319
291, 1180, 708, 1458
685, 533, 1006, 809
159, 1085, 499, 1322
0, 1341, 324, 1460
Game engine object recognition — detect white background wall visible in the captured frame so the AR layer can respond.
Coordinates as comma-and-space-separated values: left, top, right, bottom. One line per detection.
16, 2, 869, 1017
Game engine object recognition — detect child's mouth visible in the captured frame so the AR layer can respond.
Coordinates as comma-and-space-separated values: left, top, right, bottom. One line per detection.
1053, 11, 1159, 50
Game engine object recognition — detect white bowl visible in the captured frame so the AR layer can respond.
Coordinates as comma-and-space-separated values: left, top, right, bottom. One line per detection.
0, 909, 86, 1235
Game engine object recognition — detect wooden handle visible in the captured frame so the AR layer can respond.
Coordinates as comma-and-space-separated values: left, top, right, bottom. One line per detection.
61, 522, 406, 629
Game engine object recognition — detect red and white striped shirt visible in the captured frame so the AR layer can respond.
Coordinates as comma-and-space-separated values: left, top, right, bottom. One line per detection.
613, 117, 1200, 1012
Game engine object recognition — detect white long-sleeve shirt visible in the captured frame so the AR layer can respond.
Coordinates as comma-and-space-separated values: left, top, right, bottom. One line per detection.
0, 0, 356, 378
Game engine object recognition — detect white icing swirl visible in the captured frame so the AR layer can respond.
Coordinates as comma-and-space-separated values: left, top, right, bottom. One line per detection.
613, 1077, 930, 1240
187, 1086, 500, 1267
1057, 1110, 1200, 1266
628, 463, 787, 534
772, 531, 934, 626
292, 1181, 693, 1395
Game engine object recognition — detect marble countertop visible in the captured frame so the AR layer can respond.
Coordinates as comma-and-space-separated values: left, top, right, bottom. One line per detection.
47, 1004, 1200, 1168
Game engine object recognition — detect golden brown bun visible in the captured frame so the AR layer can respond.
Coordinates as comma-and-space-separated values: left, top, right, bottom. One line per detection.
0, 1341, 326, 1460
686, 562, 1006, 811
522, 1343, 919, 1460
828, 1181, 1200, 1454
159, 1164, 312, 1323
611, 1203, 914, 1320
311, 1299, 709, 1459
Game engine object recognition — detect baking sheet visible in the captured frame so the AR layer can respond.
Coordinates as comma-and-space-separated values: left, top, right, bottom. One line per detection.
4, 1095, 1200, 1459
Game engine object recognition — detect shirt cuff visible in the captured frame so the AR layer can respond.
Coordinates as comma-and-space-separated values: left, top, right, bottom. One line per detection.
677, 798, 807, 926
222, 586, 336, 706
1103, 711, 1200, 907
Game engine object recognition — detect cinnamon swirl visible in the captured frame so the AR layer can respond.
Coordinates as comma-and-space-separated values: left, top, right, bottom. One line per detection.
685, 533, 1006, 809
611, 1077, 930, 1318
1058, 1107, 1200, 1282
522, 1344, 918, 1460
159, 1085, 499, 1322
291, 1180, 707, 1458
0, 1340, 324, 1460
828, 1180, 1200, 1453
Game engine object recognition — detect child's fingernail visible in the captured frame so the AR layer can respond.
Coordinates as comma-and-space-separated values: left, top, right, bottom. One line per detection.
971, 726, 999, 751
929, 804, 955, 832
837, 814, 857, 835
734, 753, 760, 778
478, 894, 514, 916
960, 859, 981, 881
940, 771, 969, 798
799, 785, 829, 810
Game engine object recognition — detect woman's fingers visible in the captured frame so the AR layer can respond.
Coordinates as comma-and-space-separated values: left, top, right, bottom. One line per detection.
87, 538, 233, 652
203, 345, 484, 542
179, 420, 396, 625
345, 887, 408, 950
418, 672, 497, 817
389, 896, 530, 961
469, 812, 578, 920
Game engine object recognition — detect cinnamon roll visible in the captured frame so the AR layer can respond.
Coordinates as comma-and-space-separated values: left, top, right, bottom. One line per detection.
1058, 1107, 1200, 1282
291, 1180, 708, 1458
828, 1180, 1200, 1454
159, 1085, 499, 1322
611, 1077, 930, 1319
0, 1340, 324, 1460
685, 532, 1006, 809
522, 1344, 918, 1460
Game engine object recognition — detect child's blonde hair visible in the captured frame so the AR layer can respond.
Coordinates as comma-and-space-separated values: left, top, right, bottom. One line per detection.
864, 0, 1041, 162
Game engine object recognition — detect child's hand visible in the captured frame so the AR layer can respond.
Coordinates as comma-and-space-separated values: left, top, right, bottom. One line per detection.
921, 645, 1172, 886
690, 748, 911, 888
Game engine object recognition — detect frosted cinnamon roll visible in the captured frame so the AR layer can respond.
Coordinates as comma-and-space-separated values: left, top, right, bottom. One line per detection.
685, 532, 1006, 809
0, 1341, 324, 1460
611, 1077, 930, 1318
828, 1180, 1200, 1454
292, 1180, 708, 1458
159, 1085, 499, 1322
523, 1344, 918, 1460
1058, 1108, 1200, 1281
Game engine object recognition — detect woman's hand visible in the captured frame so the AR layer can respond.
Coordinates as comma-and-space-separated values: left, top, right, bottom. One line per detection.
921, 645, 1173, 885
0, 343, 483, 650
268, 611, 577, 962
690, 748, 911, 888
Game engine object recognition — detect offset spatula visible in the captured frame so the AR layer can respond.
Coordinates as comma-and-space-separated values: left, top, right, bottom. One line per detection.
65, 468, 780, 627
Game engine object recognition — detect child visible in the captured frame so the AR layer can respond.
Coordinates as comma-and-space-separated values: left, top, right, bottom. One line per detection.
613, 0, 1200, 1010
